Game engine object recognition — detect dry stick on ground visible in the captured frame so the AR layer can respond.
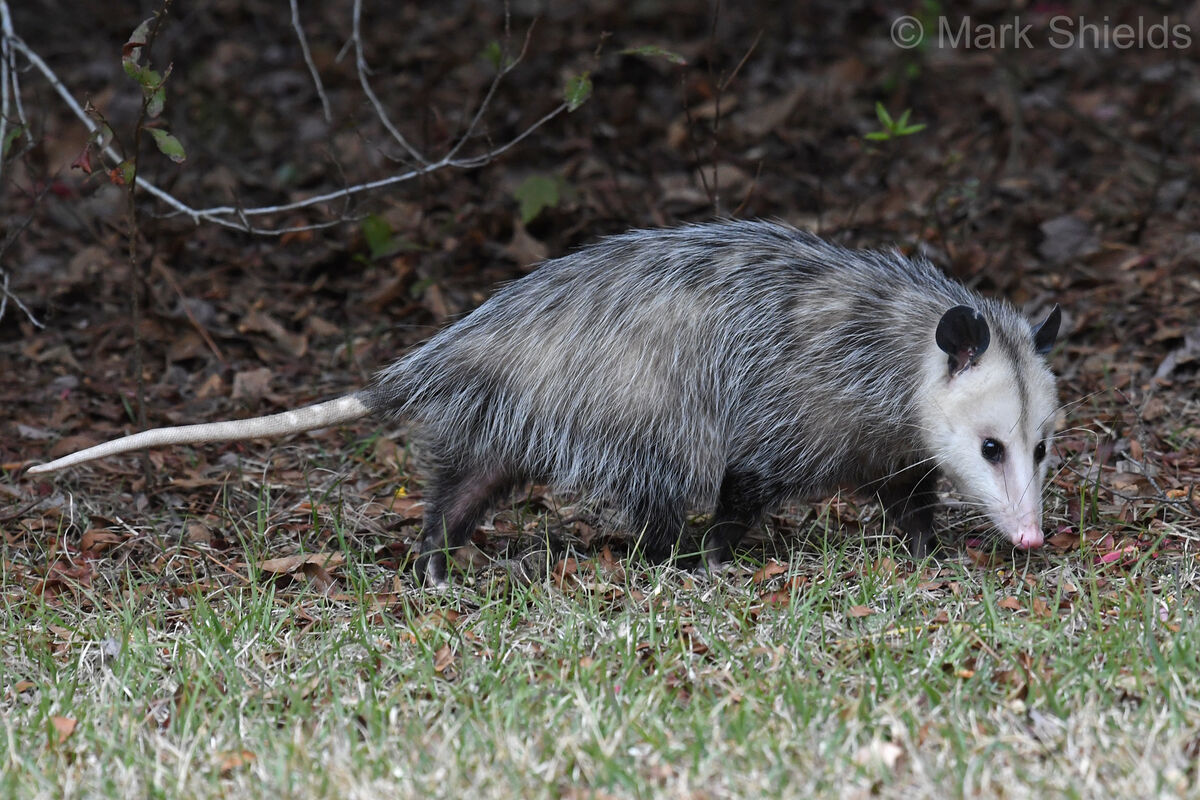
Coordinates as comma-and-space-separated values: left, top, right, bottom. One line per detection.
150, 259, 226, 364
997, 54, 1026, 176
0, 0, 570, 235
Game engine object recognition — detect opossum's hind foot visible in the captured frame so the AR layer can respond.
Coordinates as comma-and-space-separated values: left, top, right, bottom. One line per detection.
412, 463, 516, 586
700, 469, 773, 569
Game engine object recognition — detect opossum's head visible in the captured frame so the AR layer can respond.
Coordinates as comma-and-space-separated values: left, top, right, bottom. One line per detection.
921, 303, 1062, 550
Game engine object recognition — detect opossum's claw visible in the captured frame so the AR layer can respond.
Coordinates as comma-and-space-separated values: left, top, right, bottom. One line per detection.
413, 550, 450, 588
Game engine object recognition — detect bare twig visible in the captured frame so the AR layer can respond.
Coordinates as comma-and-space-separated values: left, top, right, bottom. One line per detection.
350, 0, 428, 165
0, 265, 43, 328
0, 0, 569, 235
290, 0, 331, 123
0, 178, 49, 327
0, 0, 34, 189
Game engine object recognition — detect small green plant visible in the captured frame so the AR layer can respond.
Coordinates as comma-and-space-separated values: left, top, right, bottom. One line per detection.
564, 72, 592, 112
360, 214, 394, 260
864, 102, 927, 142
73, 16, 186, 183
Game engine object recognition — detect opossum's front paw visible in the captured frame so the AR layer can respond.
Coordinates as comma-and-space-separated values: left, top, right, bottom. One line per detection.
413, 550, 450, 588
902, 529, 938, 561
698, 555, 739, 579
701, 544, 733, 572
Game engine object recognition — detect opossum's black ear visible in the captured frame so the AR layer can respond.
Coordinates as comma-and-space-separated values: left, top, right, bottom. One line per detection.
1032, 304, 1061, 356
936, 305, 990, 376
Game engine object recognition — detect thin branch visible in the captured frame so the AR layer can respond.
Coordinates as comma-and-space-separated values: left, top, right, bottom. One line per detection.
0, 0, 34, 188
350, 0, 427, 165
0, 267, 43, 327
0, 176, 50, 328
289, 0, 331, 123
441, 19, 537, 164
2, 3, 568, 236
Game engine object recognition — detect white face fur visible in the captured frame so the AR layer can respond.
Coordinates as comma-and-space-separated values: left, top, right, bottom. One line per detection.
918, 307, 1059, 549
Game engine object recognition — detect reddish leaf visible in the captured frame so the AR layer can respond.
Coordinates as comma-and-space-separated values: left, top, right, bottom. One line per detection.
70, 146, 93, 174
50, 716, 77, 742
218, 750, 256, 775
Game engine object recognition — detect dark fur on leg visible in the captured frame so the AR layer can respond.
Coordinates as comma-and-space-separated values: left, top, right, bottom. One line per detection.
414, 463, 515, 585
877, 471, 941, 559
701, 470, 774, 568
626, 491, 686, 563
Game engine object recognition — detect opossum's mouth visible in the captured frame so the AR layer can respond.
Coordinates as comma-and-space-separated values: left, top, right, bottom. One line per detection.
994, 511, 1044, 550
1012, 522, 1044, 549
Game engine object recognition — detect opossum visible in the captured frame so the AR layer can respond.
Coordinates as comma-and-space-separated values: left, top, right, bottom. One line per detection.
28, 221, 1062, 584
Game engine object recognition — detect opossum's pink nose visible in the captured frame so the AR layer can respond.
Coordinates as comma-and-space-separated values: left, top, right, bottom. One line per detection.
1014, 523, 1044, 550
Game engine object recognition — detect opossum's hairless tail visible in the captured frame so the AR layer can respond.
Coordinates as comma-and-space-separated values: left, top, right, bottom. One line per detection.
26, 393, 371, 475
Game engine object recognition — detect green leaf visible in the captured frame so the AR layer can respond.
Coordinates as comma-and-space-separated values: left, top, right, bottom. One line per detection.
110, 159, 136, 186
138, 67, 163, 90
620, 44, 688, 65
2, 124, 24, 158
874, 101, 894, 129
864, 131, 891, 142
896, 108, 912, 129
91, 122, 114, 150
482, 41, 503, 71
900, 122, 927, 135
122, 17, 153, 70
146, 86, 166, 118
148, 128, 186, 163
564, 72, 592, 112
513, 174, 560, 224
361, 214, 394, 260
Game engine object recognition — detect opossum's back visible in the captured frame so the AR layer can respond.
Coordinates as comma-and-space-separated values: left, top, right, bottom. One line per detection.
372, 222, 819, 498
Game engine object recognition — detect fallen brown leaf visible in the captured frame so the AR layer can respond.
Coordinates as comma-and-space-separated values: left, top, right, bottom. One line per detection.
258, 552, 346, 575
50, 716, 77, 742
79, 529, 124, 553
751, 560, 788, 584
433, 644, 456, 674
219, 749, 256, 775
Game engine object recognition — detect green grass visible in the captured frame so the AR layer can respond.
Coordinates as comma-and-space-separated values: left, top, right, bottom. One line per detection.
5, 510, 1200, 799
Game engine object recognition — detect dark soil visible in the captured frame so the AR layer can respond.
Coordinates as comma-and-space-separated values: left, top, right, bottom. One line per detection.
3, 1, 1198, 589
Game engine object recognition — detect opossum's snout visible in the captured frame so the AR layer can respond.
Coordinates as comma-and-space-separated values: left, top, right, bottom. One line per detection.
983, 453, 1048, 552
980, 488, 1045, 551
1003, 508, 1045, 550
1013, 520, 1044, 550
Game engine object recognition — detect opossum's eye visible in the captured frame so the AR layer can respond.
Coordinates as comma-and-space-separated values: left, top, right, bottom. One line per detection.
981, 438, 1005, 464
1033, 441, 1047, 463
